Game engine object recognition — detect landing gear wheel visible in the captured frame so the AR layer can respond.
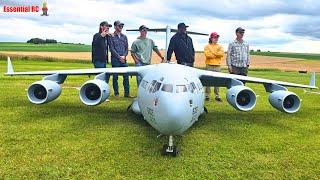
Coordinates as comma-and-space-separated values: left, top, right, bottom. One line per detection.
172, 145, 178, 157
161, 144, 169, 155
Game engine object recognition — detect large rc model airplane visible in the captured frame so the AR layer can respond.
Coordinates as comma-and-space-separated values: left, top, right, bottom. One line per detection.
5, 26, 318, 156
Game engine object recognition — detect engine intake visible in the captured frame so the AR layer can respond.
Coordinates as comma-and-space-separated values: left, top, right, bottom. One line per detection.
269, 90, 300, 113
27, 80, 61, 104
79, 79, 110, 106
226, 86, 257, 111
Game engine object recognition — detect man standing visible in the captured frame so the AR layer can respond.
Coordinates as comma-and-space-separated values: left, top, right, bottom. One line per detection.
92, 21, 112, 68
226, 27, 250, 76
131, 25, 165, 86
204, 32, 224, 102
109, 20, 133, 98
167, 22, 195, 67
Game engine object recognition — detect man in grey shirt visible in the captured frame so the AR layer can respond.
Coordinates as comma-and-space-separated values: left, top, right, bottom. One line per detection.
109, 20, 133, 98
226, 27, 250, 76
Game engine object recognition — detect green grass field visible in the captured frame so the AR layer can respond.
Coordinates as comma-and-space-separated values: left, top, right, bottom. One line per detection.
251, 51, 320, 61
0, 42, 91, 52
0, 58, 319, 179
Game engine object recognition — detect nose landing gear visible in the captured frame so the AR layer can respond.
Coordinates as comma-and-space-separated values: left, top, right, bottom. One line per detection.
161, 135, 178, 157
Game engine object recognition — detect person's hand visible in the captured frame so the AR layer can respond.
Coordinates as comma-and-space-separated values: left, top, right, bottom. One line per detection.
101, 29, 108, 37
119, 56, 126, 63
160, 56, 165, 63
228, 66, 232, 73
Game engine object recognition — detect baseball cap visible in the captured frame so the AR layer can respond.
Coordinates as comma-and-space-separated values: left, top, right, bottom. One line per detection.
177, 22, 189, 29
114, 20, 124, 26
139, 25, 149, 31
210, 32, 220, 38
100, 21, 112, 27
236, 27, 245, 33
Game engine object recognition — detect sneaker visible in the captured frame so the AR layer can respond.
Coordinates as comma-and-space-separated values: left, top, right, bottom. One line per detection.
205, 97, 210, 101
124, 95, 135, 98
215, 96, 222, 102
105, 99, 110, 102
114, 94, 119, 98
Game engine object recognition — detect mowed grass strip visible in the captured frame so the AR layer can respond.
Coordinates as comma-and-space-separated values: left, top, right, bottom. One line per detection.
0, 59, 319, 179
0, 42, 91, 52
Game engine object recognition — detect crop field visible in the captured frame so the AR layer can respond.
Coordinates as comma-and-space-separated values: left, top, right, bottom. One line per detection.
0, 58, 319, 179
0, 42, 91, 52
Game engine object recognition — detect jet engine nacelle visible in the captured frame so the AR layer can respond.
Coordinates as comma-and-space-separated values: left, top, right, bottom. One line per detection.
79, 79, 110, 106
226, 86, 257, 111
27, 80, 61, 104
268, 90, 301, 113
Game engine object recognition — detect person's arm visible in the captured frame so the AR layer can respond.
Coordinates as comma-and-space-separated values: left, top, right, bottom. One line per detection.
152, 40, 165, 62
226, 43, 233, 73
130, 42, 139, 64
92, 33, 103, 46
166, 37, 175, 61
204, 45, 215, 59
214, 45, 225, 58
190, 38, 195, 60
124, 35, 129, 57
247, 44, 250, 67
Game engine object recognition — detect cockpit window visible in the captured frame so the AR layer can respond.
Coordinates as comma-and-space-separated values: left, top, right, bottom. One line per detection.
188, 82, 197, 93
149, 80, 157, 93
176, 85, 187, 93
152, 82, 162, 93
161, 84, 173, 93
141, 80, 149, 89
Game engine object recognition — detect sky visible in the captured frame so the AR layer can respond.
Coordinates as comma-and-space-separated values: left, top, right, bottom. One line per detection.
0, 0, 320, 53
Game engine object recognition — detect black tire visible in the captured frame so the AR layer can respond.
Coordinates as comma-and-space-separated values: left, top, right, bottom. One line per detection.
161, 144, 168, 156
172, 145, 178, 157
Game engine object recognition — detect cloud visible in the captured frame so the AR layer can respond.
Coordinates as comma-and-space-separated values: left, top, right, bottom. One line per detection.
0, 0, 319, 53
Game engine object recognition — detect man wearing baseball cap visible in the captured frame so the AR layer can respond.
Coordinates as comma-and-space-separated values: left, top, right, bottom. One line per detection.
131, 25, 165, 86
109, 20, 133, 98
167, 22, 195, 67
204, 32, 224, 101
92, 21, 112, 68
226, 27, 250, 76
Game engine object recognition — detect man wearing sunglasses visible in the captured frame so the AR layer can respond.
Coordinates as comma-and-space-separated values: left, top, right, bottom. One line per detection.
131, 25, 165, 86
109, 20, 133, 98
226, 27, 250, 76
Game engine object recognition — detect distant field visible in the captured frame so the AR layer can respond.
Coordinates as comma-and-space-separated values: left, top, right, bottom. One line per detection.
251, 51, 320, 61
1, 42, 320, 61
0, 42, 91, 52
0, 58, 319, 179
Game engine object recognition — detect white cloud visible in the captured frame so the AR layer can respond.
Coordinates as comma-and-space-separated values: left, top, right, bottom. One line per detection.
0, 0, 319, 53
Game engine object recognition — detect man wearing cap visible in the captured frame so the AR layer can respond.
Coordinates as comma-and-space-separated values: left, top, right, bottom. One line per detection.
92, 21, 112, 69
226, 27, 250, 76
167, 22, 195, 67
131, 25, 165, 86
204, 32, 224, 102
109, 20, 133, 98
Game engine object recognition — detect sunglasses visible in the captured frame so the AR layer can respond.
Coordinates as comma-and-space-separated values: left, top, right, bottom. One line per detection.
141, 29, 147, 32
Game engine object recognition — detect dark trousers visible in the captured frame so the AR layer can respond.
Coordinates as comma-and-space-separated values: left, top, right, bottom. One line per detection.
178, 61, 194, 67
111, 60, 130, 96
93, 61, 110, 83
230, 65, 248, 76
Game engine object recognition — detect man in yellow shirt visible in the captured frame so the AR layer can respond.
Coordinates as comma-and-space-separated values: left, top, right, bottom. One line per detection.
204, 32, 225, 101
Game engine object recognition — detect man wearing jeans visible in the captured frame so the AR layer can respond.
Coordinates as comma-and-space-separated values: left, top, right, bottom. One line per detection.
226, 27, 250, 76
131, 25, 165, 86
109, 20, 133, 98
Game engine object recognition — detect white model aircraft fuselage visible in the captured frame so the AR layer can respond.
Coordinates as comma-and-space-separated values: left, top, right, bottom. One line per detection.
134, 63, 204, 135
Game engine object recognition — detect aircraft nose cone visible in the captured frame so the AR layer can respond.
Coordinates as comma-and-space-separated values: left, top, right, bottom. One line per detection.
156, 95, 192, 135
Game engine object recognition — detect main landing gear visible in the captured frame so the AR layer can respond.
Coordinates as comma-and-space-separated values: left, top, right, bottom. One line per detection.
161, 135, 178, 157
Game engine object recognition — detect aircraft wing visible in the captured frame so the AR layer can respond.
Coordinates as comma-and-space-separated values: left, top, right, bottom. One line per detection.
5, 57, 148, 76
195, 69, 318, 90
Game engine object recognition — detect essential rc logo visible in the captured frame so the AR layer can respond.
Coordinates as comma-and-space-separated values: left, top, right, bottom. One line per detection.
2, 1, 48, 16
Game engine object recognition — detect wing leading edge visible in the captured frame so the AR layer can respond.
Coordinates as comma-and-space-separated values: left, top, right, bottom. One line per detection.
196, 69, 318, 90
5, 57, 149, 77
